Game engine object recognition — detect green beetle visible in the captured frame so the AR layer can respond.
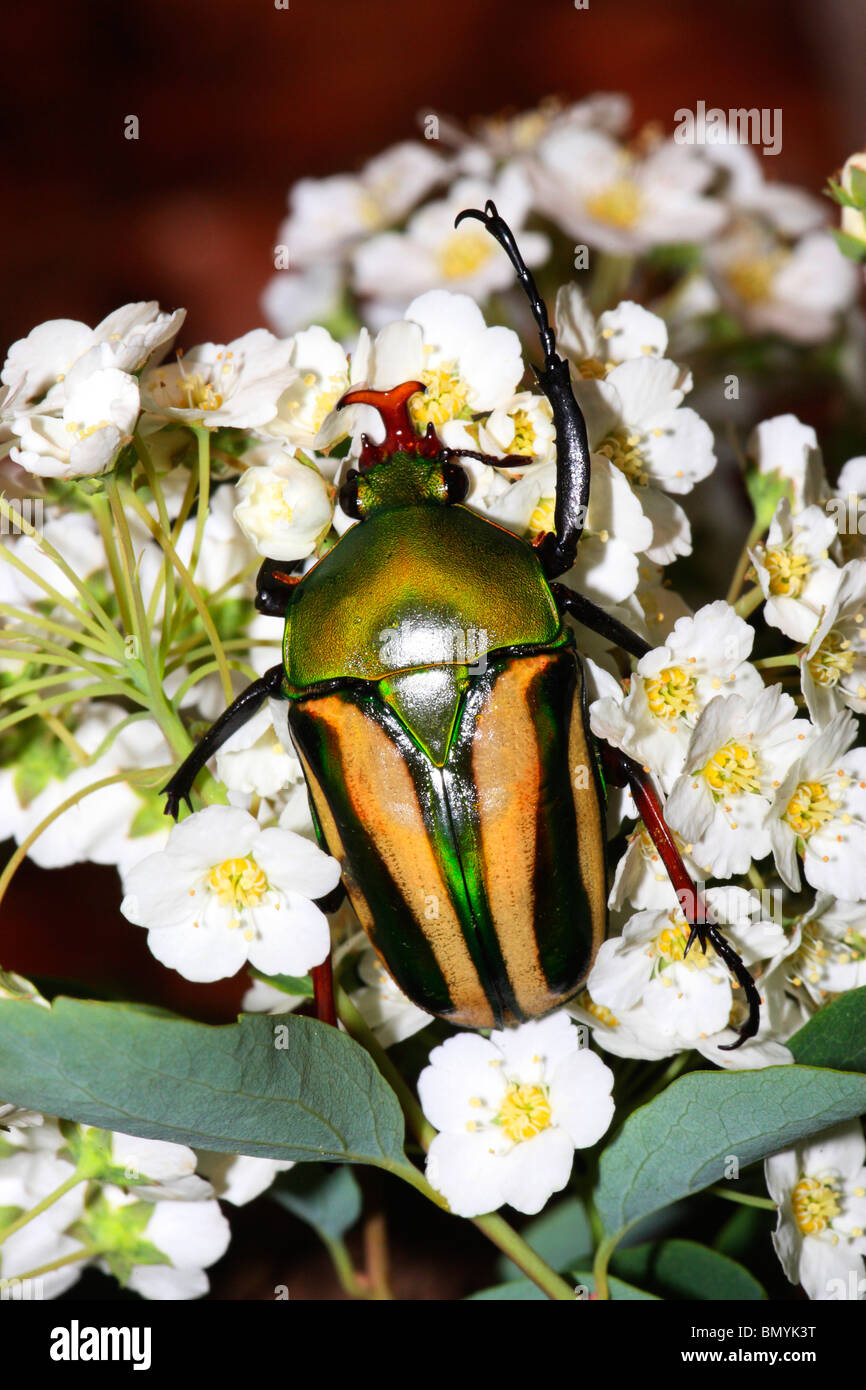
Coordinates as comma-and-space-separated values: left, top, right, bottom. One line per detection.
163, 202, 760, 1046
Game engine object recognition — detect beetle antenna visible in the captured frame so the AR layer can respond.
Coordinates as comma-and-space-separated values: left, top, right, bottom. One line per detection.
455, 200, 556, 365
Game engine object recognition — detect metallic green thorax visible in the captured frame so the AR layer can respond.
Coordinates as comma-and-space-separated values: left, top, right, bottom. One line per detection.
282, 478, 561, 693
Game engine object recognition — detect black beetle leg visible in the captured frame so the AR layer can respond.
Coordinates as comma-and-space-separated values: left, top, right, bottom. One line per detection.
161, 664, 287, 818
256, 556, 303, 617
551, 583, 651, 661
600, 745, 761, 1049
456, 199, 591, 578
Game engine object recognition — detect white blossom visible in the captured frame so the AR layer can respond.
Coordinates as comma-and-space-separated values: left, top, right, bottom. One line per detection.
418, 1013, 614, 1217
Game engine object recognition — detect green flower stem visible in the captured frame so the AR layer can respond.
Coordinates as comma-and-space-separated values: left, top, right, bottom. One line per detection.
167, 634, 277, 670
592, 1230, 621, 1300
335, 986, 576, 1302
120, 483, 234, 705
474, 1212, 576, 1300
0, 604, 118, 658
89, 491, 133, 638
105, 478, 198, 759
747, 863, 765, 893
0, 767, 173, 913
0, 1171, 85, 1246
321, 1233, 373, 1299
755, 653, 800, 668
733, 585, 764, 618
133, 430, 177, 654
171, 658, 257, 703
189, 426, 211, 584
708, 1186, 776, 1210
726, 520, 766, 606
0, 683, 138, 740
0, 520, 122, 655
10, 1244, 103, 1283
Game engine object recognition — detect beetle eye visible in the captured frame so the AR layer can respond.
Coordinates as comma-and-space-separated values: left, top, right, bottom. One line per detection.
338, 474, 363, 519
442, 462, 469, 504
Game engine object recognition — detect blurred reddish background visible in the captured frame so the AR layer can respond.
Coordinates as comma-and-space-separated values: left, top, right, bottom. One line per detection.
2, 0, 865, 354
2, 0, 865, 1297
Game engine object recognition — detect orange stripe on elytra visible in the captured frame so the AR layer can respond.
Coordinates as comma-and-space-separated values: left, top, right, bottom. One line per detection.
301, 696, 493, 1027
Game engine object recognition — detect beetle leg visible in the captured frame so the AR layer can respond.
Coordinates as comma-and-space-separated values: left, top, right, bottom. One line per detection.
600, 745, 761, 1049
551, 583, 651, 661
456, 199, 591, 578
311, 958, 337, 1027
256, 556, 303, 617
161, 664, 286, 818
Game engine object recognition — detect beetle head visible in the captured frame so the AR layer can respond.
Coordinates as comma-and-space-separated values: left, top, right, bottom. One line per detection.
335, 380, 469, 518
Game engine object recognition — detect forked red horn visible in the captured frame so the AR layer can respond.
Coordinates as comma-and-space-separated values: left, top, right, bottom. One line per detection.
336, 380, 440, 467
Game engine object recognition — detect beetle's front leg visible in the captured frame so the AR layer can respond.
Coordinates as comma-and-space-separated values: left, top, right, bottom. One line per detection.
255, 556, 303, 617
600, 744, 761, 1049
161, 664, 287, 817
551, 582, 651, 661
456, 200, 591, 578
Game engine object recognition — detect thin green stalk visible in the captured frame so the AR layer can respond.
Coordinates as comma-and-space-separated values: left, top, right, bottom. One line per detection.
10, 1244, 103, 1282
474, 1212, 575, 1299
754, 653, 800, 669
188, 426, 211, 583
0, 1171, 85, 1246
733, 586, 764, 618
105, 477, 193, 757
592, 1231, 620, 1300
121, 483, 234, 704
747, 863, 765, 894
321, 1234, 373, 1299
0, 604, 117, 657
726, 523, 765, 606
708, 1186, 776, 1210
0, 521, 122, 653
0, 684, 139, 739
89, 491, 133, 637
133, 429, 178, 654
171, 658, 256, 703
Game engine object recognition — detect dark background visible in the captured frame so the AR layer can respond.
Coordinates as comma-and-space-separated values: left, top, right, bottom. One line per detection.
2, 0, 865, 352
3, 0, 865, 1299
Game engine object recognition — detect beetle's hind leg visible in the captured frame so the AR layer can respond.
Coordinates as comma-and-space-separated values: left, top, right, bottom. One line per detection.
456, 199, 591, 579
600, 745, 761, 1049
161, 664, 287, 817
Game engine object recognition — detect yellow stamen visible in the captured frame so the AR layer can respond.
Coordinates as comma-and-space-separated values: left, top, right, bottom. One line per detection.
792, 1175, 841, 1235
497, 1083, 552, 1144
703, 741, 760, 797
645, 666, 697, 720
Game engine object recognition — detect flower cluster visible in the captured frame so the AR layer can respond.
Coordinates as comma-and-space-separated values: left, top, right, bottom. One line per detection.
1, 95, 866, 1300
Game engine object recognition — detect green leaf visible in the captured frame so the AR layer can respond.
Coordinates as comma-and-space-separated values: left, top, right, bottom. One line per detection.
272, 1166, 362, 1243
744, 467, 793, 533
248, 968, 313, 998
848, 165, 866, 209
826, 177, 859, 209
831, 229, 866, 262
596, 1065, 866, 1237
611, 1239, 765, 1300
789, 987, 866, 1071
495, 1196, 592, 1282
468, 1270, 657, 1301
0, 998, 412, 1176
